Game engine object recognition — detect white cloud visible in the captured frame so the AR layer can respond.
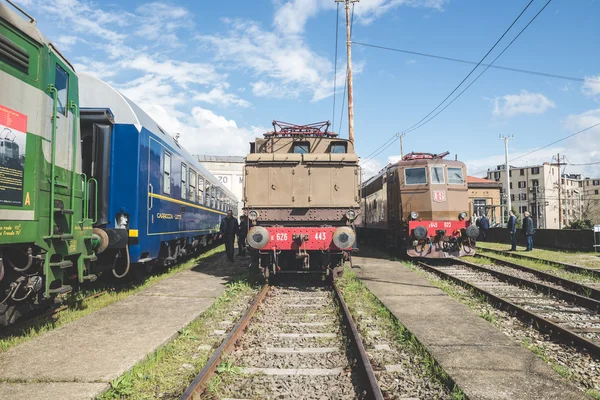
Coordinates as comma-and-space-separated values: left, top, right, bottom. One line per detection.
492, 90, 556, 118
582, 75, 600, 98
193, 88, 251, 108
134, 2, 193, 45
360, 158, 385, 180
354, 0, 448, 25
54, 35, 78, 50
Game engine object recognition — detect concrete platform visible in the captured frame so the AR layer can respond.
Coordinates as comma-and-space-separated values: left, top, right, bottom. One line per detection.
353, 255, 587, 400
0, 252, 238, 400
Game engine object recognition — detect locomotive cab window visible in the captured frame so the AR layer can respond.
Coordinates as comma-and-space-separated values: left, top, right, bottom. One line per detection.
329, 142, 347, 153
405, 167, 427, 185
198, 176, 204, 204
55, 64, 69, 115
448, 167, 464, 184
163, 151, 172, 194
291, 142, 310, 154
430, 166, 445, 184
189, 169, 197, 202
181, 163, 188, 199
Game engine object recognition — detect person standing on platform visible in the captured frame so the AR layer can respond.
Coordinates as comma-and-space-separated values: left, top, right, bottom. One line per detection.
238, 212, 248, 257
507, 210, 517, 251
478, 214, 490, 241
522, 211, 535, 251
220, 210, 238, 262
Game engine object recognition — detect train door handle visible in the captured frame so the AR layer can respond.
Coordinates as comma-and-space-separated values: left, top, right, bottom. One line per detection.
149, 184, 153, 210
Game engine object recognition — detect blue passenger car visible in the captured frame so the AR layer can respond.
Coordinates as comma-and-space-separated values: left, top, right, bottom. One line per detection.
78, 73, 237, 276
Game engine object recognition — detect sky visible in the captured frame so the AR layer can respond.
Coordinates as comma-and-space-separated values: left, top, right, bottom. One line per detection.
14, 0, 600, 179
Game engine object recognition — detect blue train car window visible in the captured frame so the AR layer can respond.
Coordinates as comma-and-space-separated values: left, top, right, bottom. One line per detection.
55, 64, 69, 115
163, 151, 171, 194
181, 163, 188, 199
198, 176, 204, 205
189, 170, 197, 202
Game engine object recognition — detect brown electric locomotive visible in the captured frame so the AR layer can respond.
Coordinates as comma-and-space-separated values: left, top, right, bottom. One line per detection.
359, 152, 479, 257
243, 121, 360, 280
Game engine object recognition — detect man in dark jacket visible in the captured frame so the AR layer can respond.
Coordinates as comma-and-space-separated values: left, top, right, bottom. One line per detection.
521, 211, 535, 251
507, 210, 517, 251
220, 210, 239, 262
478, 215, 490, 241
237, 213, 248, 257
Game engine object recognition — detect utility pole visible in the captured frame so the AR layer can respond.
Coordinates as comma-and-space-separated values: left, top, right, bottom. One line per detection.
500, 134, 514, 216
396, 132, 406, 158
534, 186, 540, 229
336, 0, 359, 143
555, 153, 565, 229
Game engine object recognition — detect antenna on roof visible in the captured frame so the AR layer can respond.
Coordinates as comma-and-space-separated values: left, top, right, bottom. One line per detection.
175, 133, 180, 143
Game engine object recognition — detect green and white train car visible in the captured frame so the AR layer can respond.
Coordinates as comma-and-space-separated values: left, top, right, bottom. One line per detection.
0, 2, 95, 324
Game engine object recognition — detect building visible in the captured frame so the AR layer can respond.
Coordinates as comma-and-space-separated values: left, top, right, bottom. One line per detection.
467, 176, 502, 223
582, 177, 600, 225
486, 163, 600, 229
196, 156, 245, 216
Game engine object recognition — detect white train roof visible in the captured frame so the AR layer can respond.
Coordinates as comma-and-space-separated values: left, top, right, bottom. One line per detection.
78, 72, 237, 201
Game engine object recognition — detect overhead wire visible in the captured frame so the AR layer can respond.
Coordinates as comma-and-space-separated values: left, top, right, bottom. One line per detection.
351, 41, 599, 85
332, 3, 340, 133
361, 0, 550, 166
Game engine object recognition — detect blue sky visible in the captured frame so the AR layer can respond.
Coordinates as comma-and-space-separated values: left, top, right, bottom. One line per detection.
16, 0, 600, 178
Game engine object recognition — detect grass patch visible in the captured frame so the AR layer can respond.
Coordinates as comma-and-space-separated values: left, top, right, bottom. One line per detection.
99, 269, 260, 400
337, 267, 466, 400
474, 250, 600, 284
1, 246, 225, 353
477, 242, 600, 269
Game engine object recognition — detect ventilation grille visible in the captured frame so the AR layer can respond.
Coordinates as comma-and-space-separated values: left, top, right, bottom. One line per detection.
0, 34, 29, 74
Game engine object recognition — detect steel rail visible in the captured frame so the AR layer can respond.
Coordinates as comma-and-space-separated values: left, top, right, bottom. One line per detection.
180, 284, 270, 400
474, 253, 600, 301
453, 258, 600, 312
477, 247, 600, 278
333, 281, 384, 400
418, 261, 600, 357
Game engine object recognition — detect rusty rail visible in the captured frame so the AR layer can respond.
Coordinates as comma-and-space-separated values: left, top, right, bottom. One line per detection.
180, 284, 270, 400
419, 261, 600, 357
333, 281, 384, 400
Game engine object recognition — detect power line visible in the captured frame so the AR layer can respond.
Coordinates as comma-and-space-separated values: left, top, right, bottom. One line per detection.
360, 0, 536, 165
361, 0, 551, 166
332, 3, 340, 133
352, 41, 599, 85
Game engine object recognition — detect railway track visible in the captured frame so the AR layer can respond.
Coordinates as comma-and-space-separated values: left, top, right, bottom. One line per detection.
477, 247, 600, 278
181, 283, 384, 400
419, 259, 600, 357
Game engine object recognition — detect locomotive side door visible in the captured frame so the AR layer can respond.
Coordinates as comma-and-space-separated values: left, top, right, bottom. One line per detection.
147, 137, 164, 235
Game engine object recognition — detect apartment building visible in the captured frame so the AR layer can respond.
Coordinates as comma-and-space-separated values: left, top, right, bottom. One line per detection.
486, 163, 596, 229
582, 177, 600, 224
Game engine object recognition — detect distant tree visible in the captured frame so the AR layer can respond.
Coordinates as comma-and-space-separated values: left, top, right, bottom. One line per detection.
563, 219, 594, 230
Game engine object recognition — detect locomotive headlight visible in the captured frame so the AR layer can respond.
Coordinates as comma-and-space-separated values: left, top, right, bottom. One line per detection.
459, 212, 467, 221
410, 211, 419, 220
345, 210, 356, 221
413, 225, 428, 240
247, 226, 269, 249
333, 227, 356, 249
248, 210, 259, 221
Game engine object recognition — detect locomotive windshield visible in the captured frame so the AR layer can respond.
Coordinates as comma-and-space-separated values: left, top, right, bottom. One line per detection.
291, 142, 310, 154
330, 142, 347, 153
448, 167, 464, 184
431, 166, 445, 184
405, 167, 427, 185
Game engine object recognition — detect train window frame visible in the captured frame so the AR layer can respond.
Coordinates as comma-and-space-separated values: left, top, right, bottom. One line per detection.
430, 166, 445, 184
163, 151, 172, 194
291, 142, 310, 154
181, 163, 188, 200
404, 167, 427, 185
198, 175, 204, 205
189, 169, 197, 203
329, 142, 347, 154
54, 64, 69, 116
447, 167, 464, 185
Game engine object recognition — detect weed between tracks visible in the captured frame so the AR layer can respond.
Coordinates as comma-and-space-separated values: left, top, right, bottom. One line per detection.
337, 268, 466, 400
477, 242, 600, 269
0, 246, 225, 353
99, 266, 260, 400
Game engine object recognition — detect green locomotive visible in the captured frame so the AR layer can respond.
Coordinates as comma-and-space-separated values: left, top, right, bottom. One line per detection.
0, 2, 96, 324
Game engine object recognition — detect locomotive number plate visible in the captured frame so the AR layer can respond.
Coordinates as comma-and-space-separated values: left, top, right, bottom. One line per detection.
275, 233, 288, 241
314, 232, 327, 240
